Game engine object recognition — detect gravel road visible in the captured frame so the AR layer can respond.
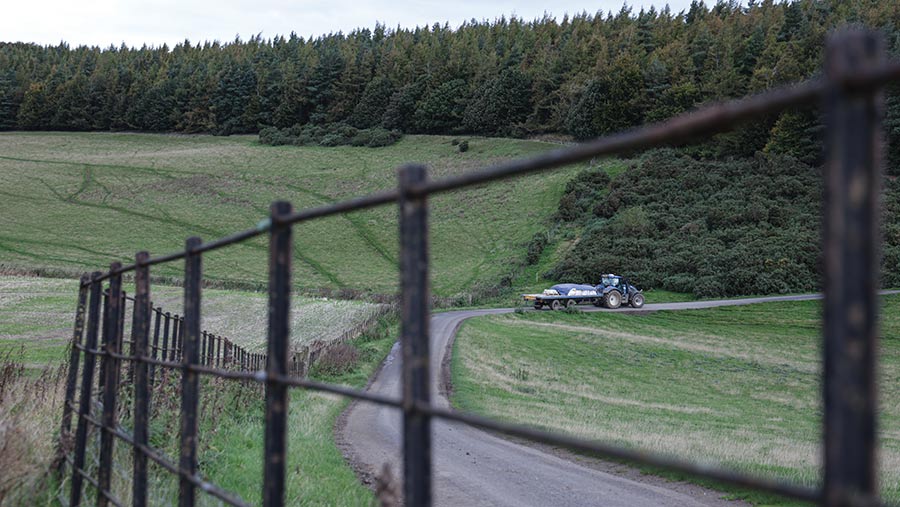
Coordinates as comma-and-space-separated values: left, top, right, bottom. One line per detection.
338, 292, 897, 506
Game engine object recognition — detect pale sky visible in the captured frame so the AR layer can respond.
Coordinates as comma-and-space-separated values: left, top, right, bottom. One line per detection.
2, 0, 698, 48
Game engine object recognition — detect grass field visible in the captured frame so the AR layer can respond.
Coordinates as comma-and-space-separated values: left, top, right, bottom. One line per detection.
451, 297, 900, 505
0, 275, 381, 368
0, 274, 395, 505
0, 132, 594, 297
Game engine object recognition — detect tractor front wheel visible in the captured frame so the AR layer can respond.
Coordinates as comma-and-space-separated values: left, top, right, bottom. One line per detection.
604, 290, 622, 309
630, 293, 645, 308
551, 300, 563, 311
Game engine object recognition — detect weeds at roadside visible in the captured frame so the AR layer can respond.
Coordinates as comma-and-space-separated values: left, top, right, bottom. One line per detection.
0, 347, 66, 505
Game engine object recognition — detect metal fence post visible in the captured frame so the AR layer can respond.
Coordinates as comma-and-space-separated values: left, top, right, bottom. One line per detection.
398, 164, 432, 506
179, 237, 203, 507
132, 252, 152, 507
59, 273, 90, 473
69, 273, 102, 507
823, 30, 884, 507
170, 314, 179, 361
201, 331, 208, 366
162, 312, 171, 364
150, 307, 162, 386
98, 264, 124, 507
98, 289, 110, 393
263, 201, 292, 507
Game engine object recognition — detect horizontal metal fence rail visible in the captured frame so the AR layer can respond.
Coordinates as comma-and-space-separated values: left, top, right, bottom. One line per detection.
56, 30, 895, 507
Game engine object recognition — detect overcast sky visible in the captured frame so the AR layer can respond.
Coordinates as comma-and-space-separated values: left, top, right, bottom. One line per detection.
3, 0, 698, 48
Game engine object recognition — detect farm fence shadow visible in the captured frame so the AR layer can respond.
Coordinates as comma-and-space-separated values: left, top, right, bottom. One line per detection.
56, 30, 897, 507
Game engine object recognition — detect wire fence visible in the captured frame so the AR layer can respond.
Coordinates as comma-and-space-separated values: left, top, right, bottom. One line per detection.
56, 29, 896, 507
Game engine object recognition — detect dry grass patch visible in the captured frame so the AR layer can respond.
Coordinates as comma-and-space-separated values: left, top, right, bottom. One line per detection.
0, 353, 66, 505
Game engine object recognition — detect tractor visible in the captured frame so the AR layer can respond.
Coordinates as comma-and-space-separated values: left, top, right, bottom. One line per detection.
523, 274, 644, 310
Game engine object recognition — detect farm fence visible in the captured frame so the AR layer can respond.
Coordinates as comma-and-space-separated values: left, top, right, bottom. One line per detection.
56, 30, 896, 507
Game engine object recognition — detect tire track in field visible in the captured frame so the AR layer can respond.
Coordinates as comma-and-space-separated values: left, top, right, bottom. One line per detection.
240, 175, 399, 269
14, 167, 344, 286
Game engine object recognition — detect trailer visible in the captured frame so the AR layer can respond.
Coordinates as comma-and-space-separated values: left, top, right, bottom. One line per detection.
522, 274, 644, 310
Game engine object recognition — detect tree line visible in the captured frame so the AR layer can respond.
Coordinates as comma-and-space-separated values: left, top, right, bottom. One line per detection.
1, 1, 899, 167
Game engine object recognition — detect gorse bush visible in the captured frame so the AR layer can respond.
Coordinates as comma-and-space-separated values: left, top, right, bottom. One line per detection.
550, 150, 840, 298
259, 123, 402, 148
557, 169, 611, 221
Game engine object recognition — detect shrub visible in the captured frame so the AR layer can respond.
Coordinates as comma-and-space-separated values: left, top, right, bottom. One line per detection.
525, 232, 548, 265
311, 344, 360, 377
458, 140, 469, 153
558, 169, 611, 221
258, 123, 403, 148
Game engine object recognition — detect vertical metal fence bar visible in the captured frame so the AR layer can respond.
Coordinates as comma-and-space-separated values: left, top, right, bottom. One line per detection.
398, 164, 432, 506
59, 273, 90, 473
208, 332, 215, 367
69, 273, 102, 507
201, 331, 208, 366
98, 264, 123, 507
179, 316, 185, 360
170, 315, 179, 361
823, 30, 884, 507
179, 237, 203, 507
119, 291, 127, 381
98, 289, 110, 393
263, 201, 292, 507
125, 290, 135, 384
162, 312, 171, 364
132, 252, 152, 507
150, 307, 161, 386
216, 336, 222, 368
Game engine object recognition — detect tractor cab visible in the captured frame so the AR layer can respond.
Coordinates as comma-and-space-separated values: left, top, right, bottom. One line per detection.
595, 274, 644, 309
599, 274, 623, 291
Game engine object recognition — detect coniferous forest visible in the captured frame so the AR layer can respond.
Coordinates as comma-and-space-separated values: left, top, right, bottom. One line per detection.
1, 0, 900, 170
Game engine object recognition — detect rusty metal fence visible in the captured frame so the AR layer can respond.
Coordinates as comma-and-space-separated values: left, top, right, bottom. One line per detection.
56, 30, 896, 507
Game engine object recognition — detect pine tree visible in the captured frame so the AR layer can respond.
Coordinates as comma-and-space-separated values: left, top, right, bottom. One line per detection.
0, 70, 19, 130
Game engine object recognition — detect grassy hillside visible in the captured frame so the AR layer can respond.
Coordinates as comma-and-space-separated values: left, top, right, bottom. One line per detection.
451, 297, 900, 505
0, 132, 585, 297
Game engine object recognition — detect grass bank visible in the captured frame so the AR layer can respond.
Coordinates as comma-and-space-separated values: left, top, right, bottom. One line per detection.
451, 297, 900, 505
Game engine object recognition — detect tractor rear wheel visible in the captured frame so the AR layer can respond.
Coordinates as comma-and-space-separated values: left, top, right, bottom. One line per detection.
551, 300, 563, 311
604, 290, 622, 309
630, 293, 645, 308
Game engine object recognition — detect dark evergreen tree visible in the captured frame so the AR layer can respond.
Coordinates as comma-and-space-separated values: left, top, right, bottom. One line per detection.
462, 68, 532, 135
0, 70, 20, 130
413, 79, 467, 133
382, 81, 424, 131
350, 76, 394, 128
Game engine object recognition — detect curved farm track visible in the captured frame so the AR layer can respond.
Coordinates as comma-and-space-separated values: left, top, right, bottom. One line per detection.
338, 292, 897, 506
